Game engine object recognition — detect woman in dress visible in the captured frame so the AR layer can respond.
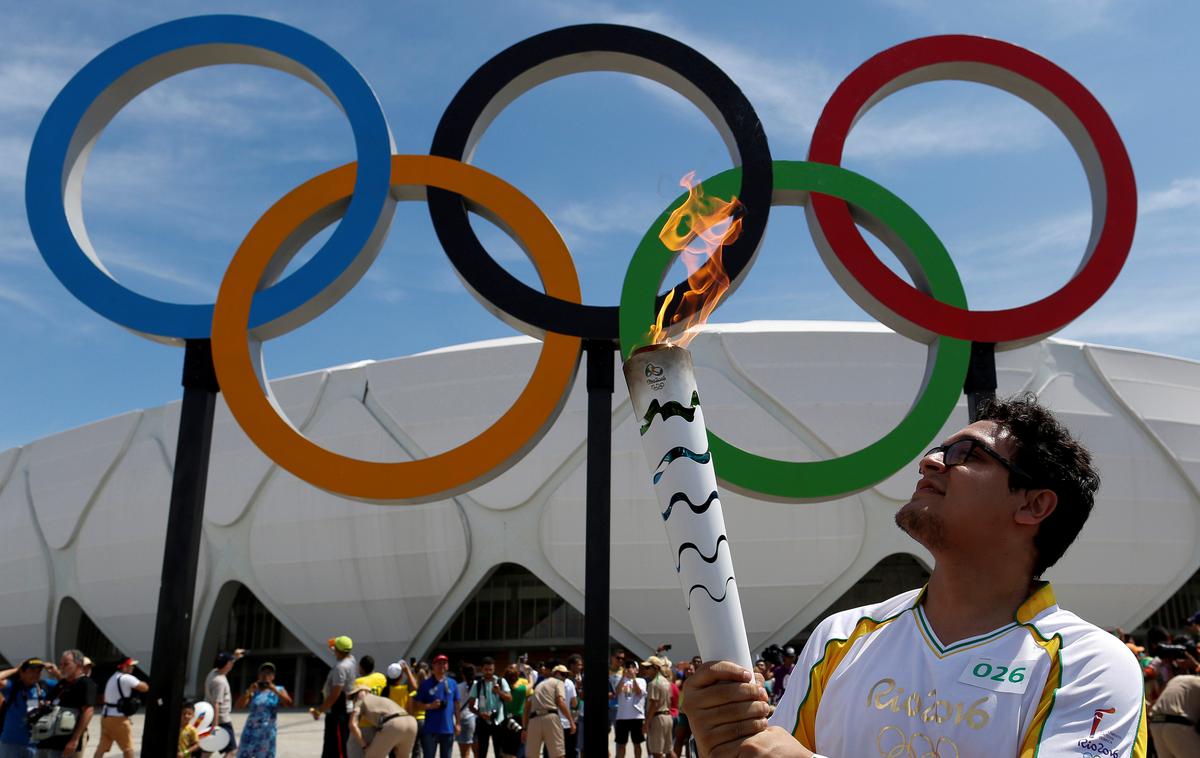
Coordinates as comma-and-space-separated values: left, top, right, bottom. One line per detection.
235, 662, 293, 757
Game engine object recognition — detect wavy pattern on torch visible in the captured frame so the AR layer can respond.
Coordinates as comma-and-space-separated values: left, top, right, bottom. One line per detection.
640, 391, 701, 435
652, 446, 711, 484
686, 575, 736, 610
676, 534, 729, 572
662, 489, 719, 521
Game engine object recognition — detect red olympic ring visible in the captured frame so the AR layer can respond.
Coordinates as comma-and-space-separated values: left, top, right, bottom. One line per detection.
808, 35, 1136, 349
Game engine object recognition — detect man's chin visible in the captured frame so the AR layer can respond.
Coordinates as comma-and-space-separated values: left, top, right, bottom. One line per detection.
895, 502, 947, 551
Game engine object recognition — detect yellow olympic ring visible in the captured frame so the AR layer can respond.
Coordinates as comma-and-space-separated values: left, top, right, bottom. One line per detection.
211, 155, 583, 502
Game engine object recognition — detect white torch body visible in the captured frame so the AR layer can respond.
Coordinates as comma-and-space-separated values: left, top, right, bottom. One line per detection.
623, 344, 752, 670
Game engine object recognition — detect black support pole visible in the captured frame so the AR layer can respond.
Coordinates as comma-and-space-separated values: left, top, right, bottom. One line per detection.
142, 339, 219, 754
964, 341, 998, 422
583, 339, 615, 758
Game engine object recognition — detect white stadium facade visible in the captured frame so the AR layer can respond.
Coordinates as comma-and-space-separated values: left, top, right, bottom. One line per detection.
2, 321, 1199, 702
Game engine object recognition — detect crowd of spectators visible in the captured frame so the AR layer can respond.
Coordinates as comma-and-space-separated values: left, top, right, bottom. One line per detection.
0, 649, 147, 758
29, 616, 1200, 758
0, 640, 794, 758
301, 641, 704, 758
1116, 611, 1200, 758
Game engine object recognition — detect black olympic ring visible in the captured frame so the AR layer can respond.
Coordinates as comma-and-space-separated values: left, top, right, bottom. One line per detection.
428, 23, 774, 340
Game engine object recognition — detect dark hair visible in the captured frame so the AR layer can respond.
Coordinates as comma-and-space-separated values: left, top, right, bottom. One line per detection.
360, 655, 375, 675
977, 393, 1100, 577
461, 662, 476, 681
480, 656, 495, 667
567, 654, 582, 666
1148, 626, 1171, 648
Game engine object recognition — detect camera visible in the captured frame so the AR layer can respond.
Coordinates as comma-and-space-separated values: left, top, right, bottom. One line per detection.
26, 703, 53, 729
257, 681, 270, 689
1155, 643, 1191, 661
761, 644, 783, 667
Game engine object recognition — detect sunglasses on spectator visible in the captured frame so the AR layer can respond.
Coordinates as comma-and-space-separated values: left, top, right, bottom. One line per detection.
925, 438, 1034, 484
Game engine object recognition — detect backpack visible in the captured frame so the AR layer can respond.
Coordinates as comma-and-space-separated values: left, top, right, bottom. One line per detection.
114, 675, 142, 717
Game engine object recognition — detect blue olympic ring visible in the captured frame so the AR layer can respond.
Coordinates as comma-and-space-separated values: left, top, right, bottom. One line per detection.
25, 14, 396, 343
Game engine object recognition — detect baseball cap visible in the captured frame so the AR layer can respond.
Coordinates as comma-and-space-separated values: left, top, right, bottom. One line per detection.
640, 658, 658, 668
387, 663, 404, 680
20, 658, 45, 671
1187, 611, 1200, 626
215, 651, 235, 667
553, 664, 570, 674
259, 662, 276, 673
119, 657, 138, 669
432, 654, 449, 664
783, 646, 797, 658
330, 636, 353, 652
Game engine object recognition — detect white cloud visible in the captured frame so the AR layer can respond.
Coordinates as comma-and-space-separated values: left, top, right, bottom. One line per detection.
524, 0, 1060, 162
0, 282, 48, 316
846, 104, 1050, 161
873, 0, 1123, 37
102, 249, 215, 296
1141, 178, 1200, 214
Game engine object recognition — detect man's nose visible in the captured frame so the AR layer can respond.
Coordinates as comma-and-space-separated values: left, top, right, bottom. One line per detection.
918, 449, 946, 475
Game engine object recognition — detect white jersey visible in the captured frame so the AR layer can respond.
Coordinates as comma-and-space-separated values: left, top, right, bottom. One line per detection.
768, 583, 1146, 757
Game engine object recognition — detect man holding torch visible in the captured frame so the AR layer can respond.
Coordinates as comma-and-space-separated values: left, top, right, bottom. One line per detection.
683, 396, 1147, 757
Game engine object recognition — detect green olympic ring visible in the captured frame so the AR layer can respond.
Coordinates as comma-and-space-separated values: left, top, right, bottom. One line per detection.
619, 160, 971, 501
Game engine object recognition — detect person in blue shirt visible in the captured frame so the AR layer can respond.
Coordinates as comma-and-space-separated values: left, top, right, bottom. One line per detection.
415, 655, 460, 758
0, 658, 48, 758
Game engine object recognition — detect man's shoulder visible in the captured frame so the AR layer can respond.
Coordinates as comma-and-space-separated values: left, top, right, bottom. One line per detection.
809, 588, 923, 644
1027, 605, 1140, 674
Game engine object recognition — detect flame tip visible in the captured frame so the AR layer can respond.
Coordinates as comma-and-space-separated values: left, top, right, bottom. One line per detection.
646, 171, 741, 349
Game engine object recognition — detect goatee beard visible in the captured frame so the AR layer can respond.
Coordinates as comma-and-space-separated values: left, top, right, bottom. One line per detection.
896, 503, 948, 551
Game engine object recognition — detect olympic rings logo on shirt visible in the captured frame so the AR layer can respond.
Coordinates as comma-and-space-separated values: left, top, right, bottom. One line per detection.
25, 15, 1136, 504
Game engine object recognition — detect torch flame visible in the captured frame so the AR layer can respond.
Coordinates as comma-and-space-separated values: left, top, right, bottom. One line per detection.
647, 171, 743, 348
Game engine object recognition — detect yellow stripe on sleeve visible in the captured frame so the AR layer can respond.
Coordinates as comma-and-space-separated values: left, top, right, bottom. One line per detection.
1018, 628, 1063, 758
790, 613, 901, 747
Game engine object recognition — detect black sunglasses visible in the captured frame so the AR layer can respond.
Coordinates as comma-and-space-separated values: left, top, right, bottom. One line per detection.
925, 438, 1034, 484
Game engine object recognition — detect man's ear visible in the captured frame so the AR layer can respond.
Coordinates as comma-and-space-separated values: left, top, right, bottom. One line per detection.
1015, 488, 1057, 526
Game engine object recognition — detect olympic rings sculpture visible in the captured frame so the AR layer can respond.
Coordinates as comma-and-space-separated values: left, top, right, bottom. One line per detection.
25, 15, 1136, 504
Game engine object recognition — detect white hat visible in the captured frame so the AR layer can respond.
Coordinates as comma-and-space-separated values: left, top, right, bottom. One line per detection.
387, 662, 404, 680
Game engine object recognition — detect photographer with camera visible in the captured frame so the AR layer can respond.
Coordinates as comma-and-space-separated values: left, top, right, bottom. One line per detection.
94, 657, 147, 757
1145, 626, 1200, 706
0, 657, 47, 757
35, 650, 95, 758
466, 658, 512, 758
234, 662, 291, 757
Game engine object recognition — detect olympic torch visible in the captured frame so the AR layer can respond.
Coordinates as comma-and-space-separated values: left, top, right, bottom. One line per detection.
621, 173, 752, 670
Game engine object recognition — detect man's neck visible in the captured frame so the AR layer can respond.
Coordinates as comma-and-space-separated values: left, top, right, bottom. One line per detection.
921, 559, 1038, 646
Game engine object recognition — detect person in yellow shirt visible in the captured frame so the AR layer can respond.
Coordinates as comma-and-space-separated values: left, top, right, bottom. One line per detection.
384, 660, 422, 755
177, 700, 201, 757
358, 656, 388, 696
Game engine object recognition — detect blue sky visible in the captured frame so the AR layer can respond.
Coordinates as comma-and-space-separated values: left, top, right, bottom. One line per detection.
2, 0, 1197, 451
